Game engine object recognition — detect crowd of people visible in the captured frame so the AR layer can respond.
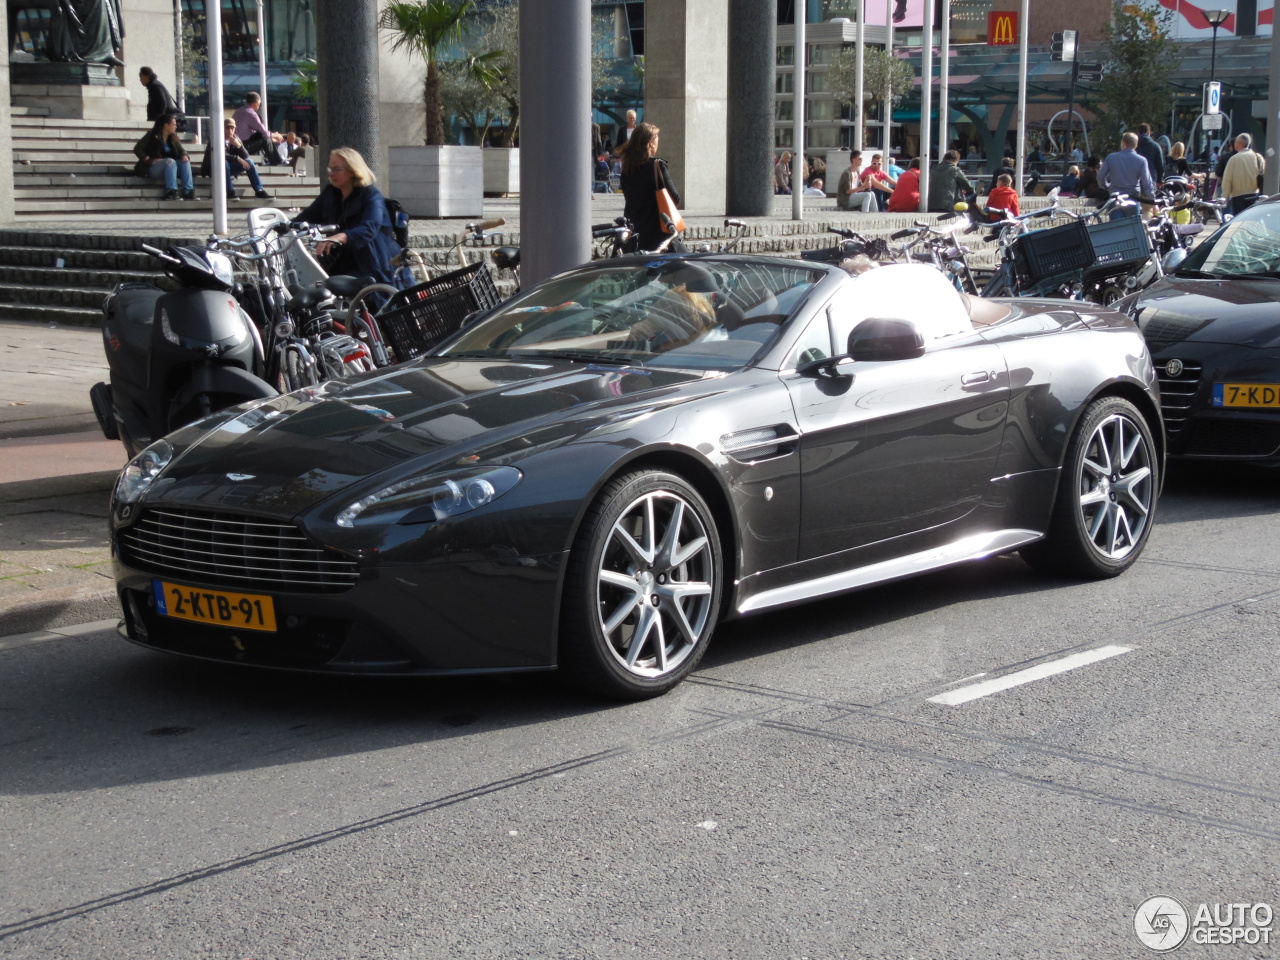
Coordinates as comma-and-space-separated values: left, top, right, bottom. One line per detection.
132, 72, 312, 202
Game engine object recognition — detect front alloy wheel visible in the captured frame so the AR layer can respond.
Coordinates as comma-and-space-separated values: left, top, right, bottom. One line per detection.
563, 471, 722, 699
1021, 397, 1158, 578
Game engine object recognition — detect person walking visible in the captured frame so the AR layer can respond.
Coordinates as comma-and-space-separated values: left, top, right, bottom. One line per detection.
1099, 132, 1156, 201
1135, 123, 1165, 185
617, 109, 637, 148
775, 151, 793, 195
927, 150, 973, 212
138, 66, 177, 124
294, 147, 402, 286
837, 152, 874, 212
233, 92, 282, 165
1221, 133, 1266, 216
200, 118, 273, 201
133, 112, 195, 201
617, 122, 684, 252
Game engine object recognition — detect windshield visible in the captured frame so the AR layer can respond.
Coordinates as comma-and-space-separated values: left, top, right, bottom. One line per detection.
440, 258, 824, 370
1179, 203, 1280, 278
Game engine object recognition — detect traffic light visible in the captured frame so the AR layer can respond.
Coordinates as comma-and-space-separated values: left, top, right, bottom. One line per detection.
1051, 30, 1077, 62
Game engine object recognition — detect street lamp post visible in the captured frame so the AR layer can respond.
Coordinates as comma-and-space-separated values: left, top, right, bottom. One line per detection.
1204, 9, 1230, 160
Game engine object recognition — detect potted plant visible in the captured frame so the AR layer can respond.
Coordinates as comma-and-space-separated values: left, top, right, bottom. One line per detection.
380, 0, 488, 217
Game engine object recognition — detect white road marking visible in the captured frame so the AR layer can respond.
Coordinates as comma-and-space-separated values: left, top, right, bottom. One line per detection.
927, 645, 1132, 706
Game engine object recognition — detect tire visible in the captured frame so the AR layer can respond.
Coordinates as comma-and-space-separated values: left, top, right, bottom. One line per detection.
561, 470, 723, 700
1020, 397, 1159, 578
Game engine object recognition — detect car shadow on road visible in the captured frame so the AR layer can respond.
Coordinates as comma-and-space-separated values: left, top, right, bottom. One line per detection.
1157, 461, 1280, 525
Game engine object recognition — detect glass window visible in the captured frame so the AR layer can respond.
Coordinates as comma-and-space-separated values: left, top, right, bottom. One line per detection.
1179, 204, 1280, 278
789, 311, 834, 369
776, 45, 794, 66
807, 71, 830, 94
821, 0, 859, 18
808, 44, 838, 65
808, 99, 840, 121
776, 127, 794, 148
776, 72, 794, 94
775, 99, 794, 122
807, 126, 841, 149
442, 260, 825, 372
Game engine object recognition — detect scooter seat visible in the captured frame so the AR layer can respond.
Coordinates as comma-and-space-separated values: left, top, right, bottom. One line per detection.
491, 247, 521, 270
325, 275, 379, 298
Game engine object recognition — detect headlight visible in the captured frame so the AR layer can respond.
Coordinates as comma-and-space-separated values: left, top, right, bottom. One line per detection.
114, 439, 174, 504
205, 251, 235, 288
335, 465, 522, 528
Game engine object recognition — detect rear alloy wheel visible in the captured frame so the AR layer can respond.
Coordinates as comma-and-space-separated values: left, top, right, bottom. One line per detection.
562, 471, 722, 699
1021, 397, 1158, 578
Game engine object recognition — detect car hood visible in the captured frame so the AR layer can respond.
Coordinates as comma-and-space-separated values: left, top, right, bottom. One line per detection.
1132, 276, 1280, 349
145, 358, 712, 515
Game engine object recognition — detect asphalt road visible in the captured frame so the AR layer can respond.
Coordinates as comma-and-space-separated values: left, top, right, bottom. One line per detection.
1, 463, 1276, 960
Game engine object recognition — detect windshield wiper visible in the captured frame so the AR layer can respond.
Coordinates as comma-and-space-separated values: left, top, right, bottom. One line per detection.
507, 350, 636, 365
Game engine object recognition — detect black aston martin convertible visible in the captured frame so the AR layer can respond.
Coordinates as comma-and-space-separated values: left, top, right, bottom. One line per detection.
1121, 196, 1280, 465
109, 257, 1163, 698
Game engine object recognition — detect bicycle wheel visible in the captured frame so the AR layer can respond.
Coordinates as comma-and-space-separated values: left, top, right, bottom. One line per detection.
346, 284, 399, 366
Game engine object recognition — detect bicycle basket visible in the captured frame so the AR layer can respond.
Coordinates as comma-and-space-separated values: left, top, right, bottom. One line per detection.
1012, 219, 1095, 286
1084, 213, 1152, 274
377, 261, 502, 362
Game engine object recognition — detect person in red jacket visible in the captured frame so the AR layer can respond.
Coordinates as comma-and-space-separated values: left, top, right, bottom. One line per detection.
985, 173, 1020, 219
887, 158, 922, 212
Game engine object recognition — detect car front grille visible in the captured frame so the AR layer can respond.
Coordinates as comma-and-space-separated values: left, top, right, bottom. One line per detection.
119, 509, 359, 592
1186, 422, 1280, 459
1153, 358, 1203, 435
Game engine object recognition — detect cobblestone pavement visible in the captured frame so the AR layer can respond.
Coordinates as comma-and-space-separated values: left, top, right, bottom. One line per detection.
0, 320, 121, 636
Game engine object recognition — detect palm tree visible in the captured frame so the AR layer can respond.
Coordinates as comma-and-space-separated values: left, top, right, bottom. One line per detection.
380, 0, 477, 145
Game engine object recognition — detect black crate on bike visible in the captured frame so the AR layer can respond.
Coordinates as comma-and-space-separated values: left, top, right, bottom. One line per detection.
1012, 219, 1095, 286
1084, 212, 1152, 273
378, 262, 502, 361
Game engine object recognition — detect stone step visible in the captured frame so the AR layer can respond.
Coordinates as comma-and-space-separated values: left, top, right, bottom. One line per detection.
14, 184, 318, 201
0, 244, 161, 270
0, 264, 167, 290
10, 105, 52, 118
12, 197, 312, 214
12, 170, 320, 186
13, 127, 158, 142
12, 114, 141, 128
0, 281, 113, 309
0, 228, 204, 251
0, 300, 102, 327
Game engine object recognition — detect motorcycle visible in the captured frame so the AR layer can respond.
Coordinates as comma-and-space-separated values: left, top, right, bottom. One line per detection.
90, 242, 277, 458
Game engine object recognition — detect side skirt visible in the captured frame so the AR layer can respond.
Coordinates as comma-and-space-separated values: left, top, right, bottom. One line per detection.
736, 527, 1042, 615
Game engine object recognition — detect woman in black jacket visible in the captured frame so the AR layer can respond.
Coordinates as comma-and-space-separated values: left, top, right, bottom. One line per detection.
132, 113, 194, 200
617, 123, 683, 253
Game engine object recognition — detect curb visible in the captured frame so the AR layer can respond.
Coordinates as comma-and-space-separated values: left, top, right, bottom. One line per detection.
0, 588, 120, 638
0, 469, 119, 503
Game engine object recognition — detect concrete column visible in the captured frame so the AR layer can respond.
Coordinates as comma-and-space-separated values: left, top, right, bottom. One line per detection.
0, 7, 12, 225
520, 0, 591, 286
645, 0, 729, 215
1267, 12, 1280, 194
726, 0, 775, 216
315, 0, 381, 175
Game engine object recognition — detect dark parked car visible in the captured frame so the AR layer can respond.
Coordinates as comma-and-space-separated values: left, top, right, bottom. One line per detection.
1122, 197, 1280, 464
109, 257, 1163, 699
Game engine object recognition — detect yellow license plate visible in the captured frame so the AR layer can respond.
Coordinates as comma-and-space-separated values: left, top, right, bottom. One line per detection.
1213, 383, 1280, 408
153, 580, 277, 632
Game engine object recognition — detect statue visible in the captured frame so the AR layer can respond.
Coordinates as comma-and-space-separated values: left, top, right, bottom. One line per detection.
46, 0, 125, 67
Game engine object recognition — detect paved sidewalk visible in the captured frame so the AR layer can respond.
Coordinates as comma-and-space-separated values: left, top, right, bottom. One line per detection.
0, 320, 122, 636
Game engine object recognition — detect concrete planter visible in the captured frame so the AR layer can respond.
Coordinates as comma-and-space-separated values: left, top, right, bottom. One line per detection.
388, 144, 483, 218
483, 147, 520, 197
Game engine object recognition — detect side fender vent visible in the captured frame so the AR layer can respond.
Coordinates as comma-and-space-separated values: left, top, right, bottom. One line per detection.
720, 425, 799, 463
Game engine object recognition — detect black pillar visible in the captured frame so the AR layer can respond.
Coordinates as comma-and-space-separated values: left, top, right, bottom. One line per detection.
726, 0, 776, 215
315, 0, 381, 175
521, 0, 592, 286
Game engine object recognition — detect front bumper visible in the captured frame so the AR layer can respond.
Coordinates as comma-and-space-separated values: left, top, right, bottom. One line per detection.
114, 549, 567, 676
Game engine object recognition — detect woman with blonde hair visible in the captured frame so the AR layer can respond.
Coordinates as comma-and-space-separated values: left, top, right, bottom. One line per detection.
775, 151, 793, 194
1166, 141, 1196, 180
294, 147, 401, 286
617, 122, 684, 252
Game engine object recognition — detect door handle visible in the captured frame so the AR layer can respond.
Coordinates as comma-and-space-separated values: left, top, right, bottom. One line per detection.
961, 371, 991, 385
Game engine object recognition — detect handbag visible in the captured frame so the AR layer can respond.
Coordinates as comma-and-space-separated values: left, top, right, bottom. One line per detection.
654, 160, 685, 235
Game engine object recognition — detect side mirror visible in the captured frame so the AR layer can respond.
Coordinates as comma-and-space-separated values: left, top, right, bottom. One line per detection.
1161, 247, 1188, 273
797, 354, 857, 379
847, 318, 926, 362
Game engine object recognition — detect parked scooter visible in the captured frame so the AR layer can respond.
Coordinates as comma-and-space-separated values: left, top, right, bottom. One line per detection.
89, 242, 277, 458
